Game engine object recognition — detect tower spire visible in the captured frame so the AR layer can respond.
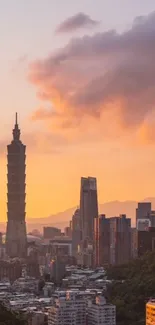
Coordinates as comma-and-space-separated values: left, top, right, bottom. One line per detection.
15, 112, 18, 125
13, 112, 20, 141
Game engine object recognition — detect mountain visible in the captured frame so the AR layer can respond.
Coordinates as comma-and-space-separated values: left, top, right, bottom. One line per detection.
1, 198, 155, 233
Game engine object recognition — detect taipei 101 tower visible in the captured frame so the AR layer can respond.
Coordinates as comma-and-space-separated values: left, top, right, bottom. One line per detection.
6, 113, 27, 258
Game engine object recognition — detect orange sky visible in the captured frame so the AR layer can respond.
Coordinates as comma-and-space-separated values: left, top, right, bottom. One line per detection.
1, 4, 155, 221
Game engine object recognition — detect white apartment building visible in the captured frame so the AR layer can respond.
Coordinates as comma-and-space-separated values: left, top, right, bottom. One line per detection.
66, 291, 86, 325
88, 296, 116, 325
48, 297, 76, 325
48, 291, 86, 325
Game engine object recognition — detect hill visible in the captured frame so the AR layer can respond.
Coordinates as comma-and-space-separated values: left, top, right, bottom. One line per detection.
107, 251, 155, 325
1, 197, 155, 232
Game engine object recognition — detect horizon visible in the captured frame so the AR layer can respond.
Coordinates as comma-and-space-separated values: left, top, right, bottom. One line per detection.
1, 1, 155, 221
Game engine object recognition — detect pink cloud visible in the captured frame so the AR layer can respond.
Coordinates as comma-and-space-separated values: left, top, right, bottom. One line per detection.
29, 11, 155, 144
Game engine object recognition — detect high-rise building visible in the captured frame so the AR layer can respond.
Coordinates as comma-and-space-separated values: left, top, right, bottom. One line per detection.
6, 113, 27, 258
110, 215, 131, 265
148, 211, 155, 227
131, 228, 137, 259
136, 202, 151, 227
72, 209, 82, 257
80, 177, 98, 242
146, 300, 155, 325
49, 256, 66, 285
94, 215, 110, 267
88, 296, 116, 325
137, 227, 155, 257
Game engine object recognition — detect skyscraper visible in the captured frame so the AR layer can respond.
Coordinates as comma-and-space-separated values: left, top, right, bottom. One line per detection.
80, 177, 98, 243
94, 215, 110, 267
110, 215, 131, 265
72, 208, 82, 257
6, 113, 27, 258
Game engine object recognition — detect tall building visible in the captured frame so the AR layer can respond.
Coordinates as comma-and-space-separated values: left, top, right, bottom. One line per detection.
49, 256, 66, 285
137, 227, 155, 257
6, 113, 27, 258
94, 215, 110, 267
148, 211, 155, 227
131, 228, 137, 259
80, 177, 98, 242
110, 215, 131, 265
72, 209, 82, 257
146, 300, 155, 325
136, 202, 151, 227
88, 296, 116, 325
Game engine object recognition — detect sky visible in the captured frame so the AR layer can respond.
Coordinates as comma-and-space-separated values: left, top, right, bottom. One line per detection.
1, 0, 155, 220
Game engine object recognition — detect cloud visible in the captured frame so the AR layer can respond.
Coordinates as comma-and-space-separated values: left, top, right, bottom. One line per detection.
55, 12, 99, 34
29, 10, 155, 143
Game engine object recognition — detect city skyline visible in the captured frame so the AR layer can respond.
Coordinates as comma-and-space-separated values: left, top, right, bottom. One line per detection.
1, 2, 155, 220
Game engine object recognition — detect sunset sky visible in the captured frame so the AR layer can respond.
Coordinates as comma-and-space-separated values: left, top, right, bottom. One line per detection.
1, 0, 155, 221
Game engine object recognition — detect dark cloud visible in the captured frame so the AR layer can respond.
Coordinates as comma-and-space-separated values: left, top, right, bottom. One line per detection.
29, 10, 155, 142
55, 12, 99, 34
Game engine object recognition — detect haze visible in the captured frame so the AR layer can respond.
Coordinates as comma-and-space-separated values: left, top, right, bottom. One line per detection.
1, 0, 155, 221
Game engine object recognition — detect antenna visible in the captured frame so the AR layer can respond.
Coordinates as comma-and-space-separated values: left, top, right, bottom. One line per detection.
15, 112, 18, 125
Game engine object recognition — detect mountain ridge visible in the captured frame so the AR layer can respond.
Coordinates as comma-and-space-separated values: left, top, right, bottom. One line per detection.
1, 198, 155, 233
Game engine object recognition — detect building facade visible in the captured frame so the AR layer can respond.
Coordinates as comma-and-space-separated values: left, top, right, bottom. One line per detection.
136, 202, 151, 227
72, 209, 82, 257
48, 292, 86, 325
43, 227, 61, 240
94, 215, 110, 267
80, 177, 98, 243
110, 215, 131, 265
137, 227, 155, 257
6, 113, 27, 258
48, 297, 76, 325
88, 296, 116, 325
131, 228, 137, 259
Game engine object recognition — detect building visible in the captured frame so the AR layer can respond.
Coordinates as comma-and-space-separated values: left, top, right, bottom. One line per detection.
88, 296, 116, 325
137, 218, 150, 231
48, 291, 86, 325
50, 236, 72, 256
6, 113, 27, 258
64, 227, 72, 237
131, 228, 137, 259
43, 227, 61, 240
72, 209, 82, 257
66, 291, 86, 325
137, 227, 155, 257
48, 297, 76, 325
110, 215, 131, 265
136, 202, 151, 227
94, 215, 110, 267
146, 300, 155, 325
148, 211, 155, 227
28, 312, 46, 325
80, 177, 98, 243
0, 259, 22, 282
49, 257, 66, 285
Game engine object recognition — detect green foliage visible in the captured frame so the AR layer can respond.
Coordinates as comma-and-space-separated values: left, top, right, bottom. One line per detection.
0, 303, 27, 325
106, 252, 155, 325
